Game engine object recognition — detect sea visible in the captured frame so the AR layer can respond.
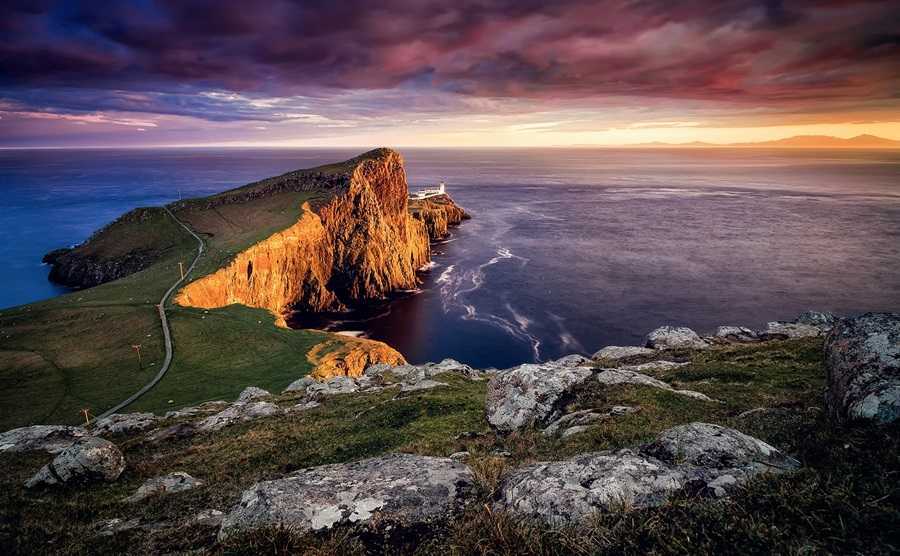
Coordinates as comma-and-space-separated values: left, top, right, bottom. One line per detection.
2, 148, 898, 368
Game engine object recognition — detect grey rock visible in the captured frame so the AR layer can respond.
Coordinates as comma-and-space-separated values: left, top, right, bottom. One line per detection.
596, 368, 714, 401
610, 405, 641, 416
25, 437, 125, 488
145, 422, 197, 444
592, 346, 656, 361
498, 423, 799, 525
824, 312, 900, 424
164, 400, 229, 420
283, 376, 315, 393
553, 354, 593, 367
94, 518, 142, 537
485, 362, 594, 432
762, 321, 822, 339
715, 326, 760, 343
0, 425, 89, 454
92, 412, 158, 436
641, 422, 800, 472
543, 409, 605, 436
197, 401, 281, 432
796, 311, 837, 330
306, 376, 360, 397
219, 453, 474, 538
560, 425, 590, 438
619, 360, 689, 372
191, 509, 225, 527
400, 379, 448, 393
645, 326, 710, 350
287, 400, 321, 413
125, 472, 204, 503
498, 450, 686, 525
237, 386, 271, 402
370, 358, 483, 385
449, 451, 470, 461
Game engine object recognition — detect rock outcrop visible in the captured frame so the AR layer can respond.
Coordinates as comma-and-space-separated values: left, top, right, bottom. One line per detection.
197, 401, 281, 432
0, 425, 89, 454
307, 338, 406, 380
25, 437, 125, 488
485, 361, 594, 432
592, 346, 656, 361
824, 312, 900, 424
175, 149, 466, 324
645, 326, 710, 350
219, 453, 474, 539
497, 423, 799, 525
92, 413, 159, 436
125, 472, 204, 503
595, 368, 715, 401
409, 194, 470, 239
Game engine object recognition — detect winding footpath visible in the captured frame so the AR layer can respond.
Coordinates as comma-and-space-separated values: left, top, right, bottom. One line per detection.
95, 206, 204, 420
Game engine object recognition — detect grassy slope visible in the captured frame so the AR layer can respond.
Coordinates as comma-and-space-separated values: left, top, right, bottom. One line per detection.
1, 339, 897, 554
0, 184, 330, 430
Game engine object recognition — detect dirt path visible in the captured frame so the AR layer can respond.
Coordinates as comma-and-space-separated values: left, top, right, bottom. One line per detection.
95, 207, 204, 421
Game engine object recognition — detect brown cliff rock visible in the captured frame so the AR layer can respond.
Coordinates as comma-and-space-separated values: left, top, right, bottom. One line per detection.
174, 148, 466, 324
410, 194, 471, 239
307, 338, 406, 379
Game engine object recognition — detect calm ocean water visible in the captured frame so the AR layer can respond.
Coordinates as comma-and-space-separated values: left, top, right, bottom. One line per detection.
2, 148, 899, 368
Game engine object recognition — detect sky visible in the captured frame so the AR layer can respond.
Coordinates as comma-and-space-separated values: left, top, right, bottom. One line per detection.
1, 0, 899, 148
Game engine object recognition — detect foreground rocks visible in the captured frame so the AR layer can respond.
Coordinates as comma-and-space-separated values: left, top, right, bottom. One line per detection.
25, 437, 125, 488
0, 425, 89, 454
595, 368, 715, 401
485, 362, 594, 432
645, 326, 710, 350
825, 312, 900, 424
197, 401, 281, 432
497, 423, 799, 525
219, 454, 474, 538
92, 412, 159, 436
125, 472, 204, 503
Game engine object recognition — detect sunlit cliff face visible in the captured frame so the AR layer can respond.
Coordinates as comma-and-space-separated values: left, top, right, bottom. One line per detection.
1, 1, 898, 147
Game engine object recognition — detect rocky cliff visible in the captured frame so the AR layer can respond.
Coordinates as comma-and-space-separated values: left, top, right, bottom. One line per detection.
173, 148, 467, 324
410, 194, 471, 239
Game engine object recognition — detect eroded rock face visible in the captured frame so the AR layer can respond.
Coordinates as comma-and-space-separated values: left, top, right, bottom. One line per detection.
486, 362, 594, 432
0, 425, 89, 454
498, 423, 799, 525
409, 194, 470, 239
824, 312, 900, 424
219, 453, 474, 539
93, 413, 159, 436
175, 149, 467, 324
197, 401, 281, 432
25, 437, 125, 488
645, 326, 709, 350
125, 472, 204, 503
308, 338, 406, 379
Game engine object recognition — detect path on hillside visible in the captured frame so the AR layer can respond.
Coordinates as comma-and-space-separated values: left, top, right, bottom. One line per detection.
95, 206, 204, 421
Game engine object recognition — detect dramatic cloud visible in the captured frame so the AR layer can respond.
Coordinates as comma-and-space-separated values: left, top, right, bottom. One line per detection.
1, 0, 898, 145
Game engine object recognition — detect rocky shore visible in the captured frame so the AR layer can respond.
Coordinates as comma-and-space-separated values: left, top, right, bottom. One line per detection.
2, 310, 897, 553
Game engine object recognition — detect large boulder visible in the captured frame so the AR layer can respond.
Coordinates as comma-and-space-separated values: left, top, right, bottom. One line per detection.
237, 386, 271, 403
645, 326, 709, 350
25, 437, 125, 488
219, 453, 474, 539
497, 423, 798, 525
824, 313, 900, 424
0, 425, 89, 454
485, 362, 594, 432
125, 472, 204, 503
641, 422, 800, 472
592, 346, 655, 361
197, 401, 281, 432
92, 413, 159, 436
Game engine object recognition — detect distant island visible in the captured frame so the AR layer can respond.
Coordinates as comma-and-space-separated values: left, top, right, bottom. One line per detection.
581, 134, 900, 149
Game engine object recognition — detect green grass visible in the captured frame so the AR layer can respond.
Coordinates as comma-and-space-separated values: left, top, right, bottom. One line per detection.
0, 183, 333, 430
2, 339, 898, 554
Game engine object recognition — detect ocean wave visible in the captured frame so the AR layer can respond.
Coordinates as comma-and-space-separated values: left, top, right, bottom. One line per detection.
418, 261, 439, 271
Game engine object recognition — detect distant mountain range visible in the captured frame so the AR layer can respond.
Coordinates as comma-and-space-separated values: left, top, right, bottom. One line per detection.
621, 134, 900, 149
